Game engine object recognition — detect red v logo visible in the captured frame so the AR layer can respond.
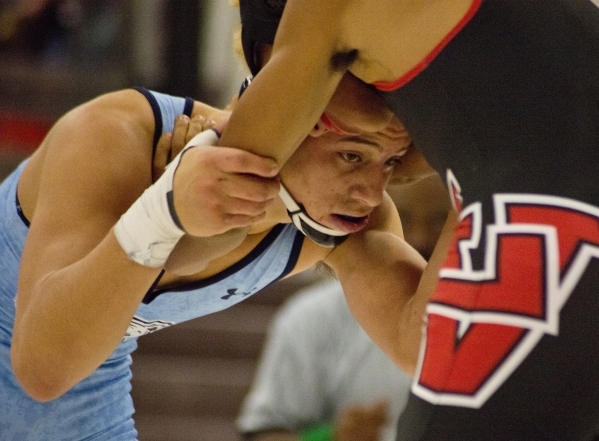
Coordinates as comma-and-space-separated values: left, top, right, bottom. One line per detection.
413, 190, 599, 408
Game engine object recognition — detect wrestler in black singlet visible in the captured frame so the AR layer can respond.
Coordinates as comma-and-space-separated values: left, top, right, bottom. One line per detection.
239, 0, 599, 438
376, 1, 599, 439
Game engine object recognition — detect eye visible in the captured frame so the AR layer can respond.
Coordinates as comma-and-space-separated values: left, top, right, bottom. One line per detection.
385, 156, 403, 167
340, 152, 362, 163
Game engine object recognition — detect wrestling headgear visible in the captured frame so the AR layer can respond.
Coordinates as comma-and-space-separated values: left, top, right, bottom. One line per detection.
239, 0, 286, 75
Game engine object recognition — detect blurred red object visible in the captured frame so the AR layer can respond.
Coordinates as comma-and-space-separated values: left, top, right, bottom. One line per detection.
0, 111, 52, 154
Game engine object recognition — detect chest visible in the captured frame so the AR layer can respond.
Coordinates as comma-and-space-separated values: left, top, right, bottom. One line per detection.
123, 224, 306, 339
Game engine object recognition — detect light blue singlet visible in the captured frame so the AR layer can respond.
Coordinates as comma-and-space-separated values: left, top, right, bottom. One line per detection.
0, 88, 303, 440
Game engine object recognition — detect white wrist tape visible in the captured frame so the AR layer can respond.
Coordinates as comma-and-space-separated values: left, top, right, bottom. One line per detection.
114, 129, 220, 267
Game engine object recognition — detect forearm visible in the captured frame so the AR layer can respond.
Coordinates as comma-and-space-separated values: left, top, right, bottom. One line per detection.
165, 229, 249, 275
396, 210, 458, 371
220, 39, 343, 168
12, 230, 159, 401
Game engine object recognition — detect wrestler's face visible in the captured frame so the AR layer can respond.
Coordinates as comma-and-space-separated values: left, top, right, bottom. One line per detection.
280, 116, 411, 234
321, 73, 437, 185
254, 43, 423, 233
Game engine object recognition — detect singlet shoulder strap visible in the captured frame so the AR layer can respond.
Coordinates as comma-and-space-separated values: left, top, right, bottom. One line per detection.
132, 87, 194, 159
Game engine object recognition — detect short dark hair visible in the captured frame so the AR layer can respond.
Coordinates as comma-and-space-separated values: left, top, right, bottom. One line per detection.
239, 0, 286, 75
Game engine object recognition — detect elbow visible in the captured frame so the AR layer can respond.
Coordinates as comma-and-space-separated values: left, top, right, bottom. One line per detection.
11, 348, 72, 402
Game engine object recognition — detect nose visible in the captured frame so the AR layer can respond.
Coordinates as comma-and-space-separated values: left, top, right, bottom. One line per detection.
349, 168, 388, 207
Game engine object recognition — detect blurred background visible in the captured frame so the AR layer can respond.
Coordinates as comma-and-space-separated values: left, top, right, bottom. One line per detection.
0, 0, 246, 178
0, 2, 450, 441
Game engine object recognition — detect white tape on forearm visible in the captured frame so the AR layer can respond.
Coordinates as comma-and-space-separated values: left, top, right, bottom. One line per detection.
114, 129, 220, 267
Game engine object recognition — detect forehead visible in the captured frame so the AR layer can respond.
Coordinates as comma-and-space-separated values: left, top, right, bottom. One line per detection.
325, 73, 395, 134
327, 113, 411, 152
302, 129, 410, 159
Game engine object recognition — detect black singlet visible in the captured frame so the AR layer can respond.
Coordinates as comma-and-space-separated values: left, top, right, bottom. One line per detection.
377, 1, 599, 439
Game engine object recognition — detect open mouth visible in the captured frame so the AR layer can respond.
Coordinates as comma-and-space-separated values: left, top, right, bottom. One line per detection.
337, 214, 366, 223
332, 214, 370, 232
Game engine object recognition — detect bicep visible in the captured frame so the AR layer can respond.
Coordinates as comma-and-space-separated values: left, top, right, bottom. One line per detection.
18, 93, 154, 299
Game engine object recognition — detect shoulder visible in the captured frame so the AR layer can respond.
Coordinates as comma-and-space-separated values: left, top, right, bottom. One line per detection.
56, 88, 155, 170
73, 88, 154, 122
28, 89, 159, 219
50, 89, 156, 158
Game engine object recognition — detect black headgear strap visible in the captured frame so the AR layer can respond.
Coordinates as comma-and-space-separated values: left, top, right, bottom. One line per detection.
239, 0, 286, 75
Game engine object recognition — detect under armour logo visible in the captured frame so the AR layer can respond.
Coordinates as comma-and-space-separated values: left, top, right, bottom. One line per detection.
221, 288, 254, 300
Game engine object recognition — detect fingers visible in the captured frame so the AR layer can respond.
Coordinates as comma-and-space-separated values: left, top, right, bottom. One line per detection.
171, 146, 280, 237
153, 132, 172, 182
153, 115, 218, 182
216, 146, 279, 178
170, 116, 190, 162
218, 175, 280, 203
184, 114, 217, 144
170, 114, 217, 159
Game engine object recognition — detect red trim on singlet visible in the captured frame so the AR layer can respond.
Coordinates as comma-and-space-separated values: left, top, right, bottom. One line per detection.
373, 0, 482, 92
0, 112, 52, 154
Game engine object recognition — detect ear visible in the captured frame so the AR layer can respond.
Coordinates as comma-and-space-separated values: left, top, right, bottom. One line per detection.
309, 120, 330, 137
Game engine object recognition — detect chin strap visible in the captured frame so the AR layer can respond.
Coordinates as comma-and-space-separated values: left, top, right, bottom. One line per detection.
279, 184, 348, 248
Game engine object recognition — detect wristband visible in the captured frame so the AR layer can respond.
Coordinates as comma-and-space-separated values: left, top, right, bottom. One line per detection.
114, 129, 220, 267
300, 423, 333, 441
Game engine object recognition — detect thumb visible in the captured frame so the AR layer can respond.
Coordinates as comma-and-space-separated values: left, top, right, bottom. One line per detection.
223, 148, 280, 178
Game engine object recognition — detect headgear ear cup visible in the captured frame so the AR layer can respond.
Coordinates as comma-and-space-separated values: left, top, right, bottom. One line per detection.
239, 0, 287, 75
278, 185, 348, 248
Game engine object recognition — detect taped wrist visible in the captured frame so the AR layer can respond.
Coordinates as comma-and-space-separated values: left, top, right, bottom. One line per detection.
114, 129, 220, 267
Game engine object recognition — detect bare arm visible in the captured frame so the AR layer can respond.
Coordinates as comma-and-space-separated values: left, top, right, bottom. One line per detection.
325, 194, 457, 374
220, 0, 348, 167
393, 209, 457, 374
12, 91, 281, 402
12, 90, 162, 401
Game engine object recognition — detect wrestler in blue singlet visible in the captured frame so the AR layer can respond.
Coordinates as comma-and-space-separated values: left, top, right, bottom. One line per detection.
0, 88, 303, 440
